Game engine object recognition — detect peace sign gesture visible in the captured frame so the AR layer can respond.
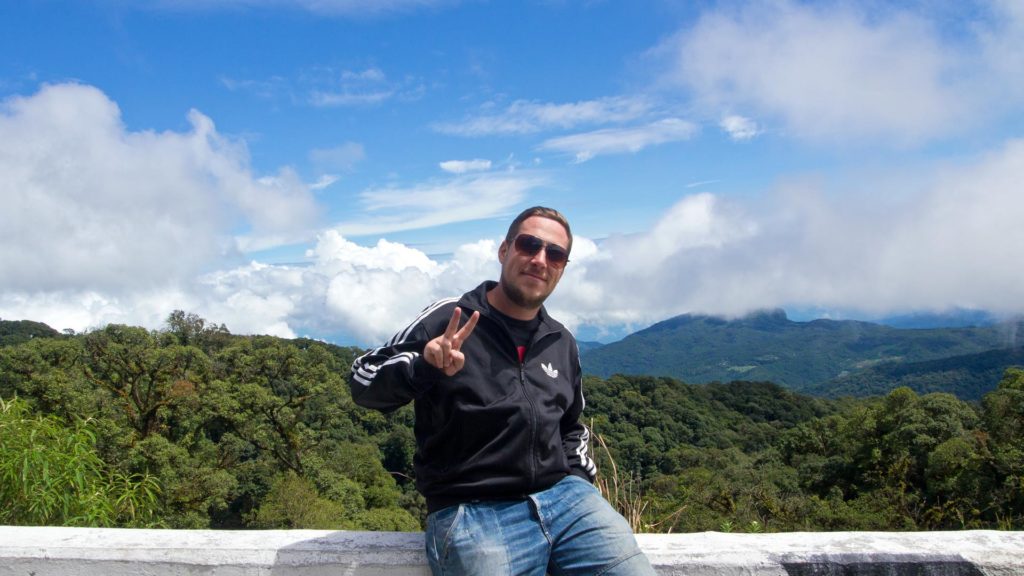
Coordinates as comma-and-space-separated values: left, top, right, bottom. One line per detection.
424, 307, 480, 376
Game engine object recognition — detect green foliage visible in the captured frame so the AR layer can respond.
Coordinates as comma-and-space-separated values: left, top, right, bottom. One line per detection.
3, 311, 1023, 533
0, 319, 62, 347
581, 311, 1024, 399
590, 372, 1024, 533
813, 347, 1024, 401
249, 472, 350, 529
0, 397, 160, 527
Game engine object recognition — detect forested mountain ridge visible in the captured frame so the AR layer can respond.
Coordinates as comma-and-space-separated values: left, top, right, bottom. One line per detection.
810, 346, 1024, 401
581, 309, 1024, 398
2, 312, 1023, 533
0, 319, 62, 346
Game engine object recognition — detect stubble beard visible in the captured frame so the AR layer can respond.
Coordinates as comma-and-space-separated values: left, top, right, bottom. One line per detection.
499, 268, 550, 311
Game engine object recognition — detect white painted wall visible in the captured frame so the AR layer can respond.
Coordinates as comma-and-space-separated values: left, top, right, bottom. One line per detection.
1, 526, 1023, 575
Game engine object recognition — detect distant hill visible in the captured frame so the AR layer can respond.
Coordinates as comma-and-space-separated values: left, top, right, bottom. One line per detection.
0, 319, 62, 347
580, 309, 1024, 397
807, 346, 1024, 401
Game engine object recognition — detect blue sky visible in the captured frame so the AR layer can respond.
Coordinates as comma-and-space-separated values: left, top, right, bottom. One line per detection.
2, 0, 1023, 345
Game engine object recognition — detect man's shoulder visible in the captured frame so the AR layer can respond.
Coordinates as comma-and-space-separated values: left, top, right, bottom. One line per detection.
538, 308, 573, 338
415, 297, 461, 324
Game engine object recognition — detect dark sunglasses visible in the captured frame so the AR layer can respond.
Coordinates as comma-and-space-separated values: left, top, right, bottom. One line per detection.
512, 234, 570, 267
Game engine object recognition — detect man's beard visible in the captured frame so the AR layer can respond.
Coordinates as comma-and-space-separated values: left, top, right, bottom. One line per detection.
500, 269, 549, 310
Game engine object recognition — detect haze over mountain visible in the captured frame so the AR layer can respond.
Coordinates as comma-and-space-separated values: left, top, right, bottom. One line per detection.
580, 309, 1024, 400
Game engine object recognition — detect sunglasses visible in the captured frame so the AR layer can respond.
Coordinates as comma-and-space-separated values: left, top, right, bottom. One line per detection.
512, 234, 570, 268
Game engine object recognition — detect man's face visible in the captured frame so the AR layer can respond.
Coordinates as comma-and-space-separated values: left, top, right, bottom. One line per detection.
497, 216, 570, 311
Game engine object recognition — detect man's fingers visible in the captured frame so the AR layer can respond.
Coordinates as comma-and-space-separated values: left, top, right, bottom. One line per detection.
424, 341, 442, 369
446, 350, 465, 375
439, 338, 452, 368
429, 308, 478, 373
454, 311, 480, 346
444, 307, 462, 339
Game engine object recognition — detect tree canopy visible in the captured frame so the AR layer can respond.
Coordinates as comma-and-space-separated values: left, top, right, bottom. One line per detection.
1, 313, 1022, 532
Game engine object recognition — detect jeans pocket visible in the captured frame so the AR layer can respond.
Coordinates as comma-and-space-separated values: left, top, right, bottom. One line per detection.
426, 504, 465, 567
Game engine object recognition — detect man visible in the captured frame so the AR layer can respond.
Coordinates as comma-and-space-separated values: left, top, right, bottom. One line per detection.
350, 207, 655, 576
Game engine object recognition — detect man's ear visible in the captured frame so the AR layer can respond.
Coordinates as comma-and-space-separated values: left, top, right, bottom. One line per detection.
498, 240, 508, 264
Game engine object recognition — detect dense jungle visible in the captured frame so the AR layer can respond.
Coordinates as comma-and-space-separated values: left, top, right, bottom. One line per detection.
2, 313, 1022, 532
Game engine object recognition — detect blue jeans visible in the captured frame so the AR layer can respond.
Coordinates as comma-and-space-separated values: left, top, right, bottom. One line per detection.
425, 475, 655, 575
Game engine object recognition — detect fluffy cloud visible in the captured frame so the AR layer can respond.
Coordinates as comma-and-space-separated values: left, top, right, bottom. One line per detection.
192, 233, 499, 343
0, 83, 529, 342
4, 82, 1022, 347
720, 115, 760, 141
0, 83, 318, 294
661, 0, 981, 144
197, 136, 1024, 344
550, 140, 1024, 329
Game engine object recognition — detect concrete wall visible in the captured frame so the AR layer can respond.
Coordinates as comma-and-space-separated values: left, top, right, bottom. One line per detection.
1, 526, 1023, 575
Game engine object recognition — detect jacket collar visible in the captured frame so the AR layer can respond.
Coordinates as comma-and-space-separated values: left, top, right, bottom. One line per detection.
461, 280, 564, 336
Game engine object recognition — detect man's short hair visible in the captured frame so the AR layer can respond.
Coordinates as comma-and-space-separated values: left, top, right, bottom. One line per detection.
505, 206, 573, 253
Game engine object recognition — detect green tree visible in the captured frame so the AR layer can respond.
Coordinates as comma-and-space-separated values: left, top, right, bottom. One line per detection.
981, 367, 1024, 526
82, 324, 210, 438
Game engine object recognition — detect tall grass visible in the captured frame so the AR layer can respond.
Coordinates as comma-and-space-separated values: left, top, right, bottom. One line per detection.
592, 431, 688, 533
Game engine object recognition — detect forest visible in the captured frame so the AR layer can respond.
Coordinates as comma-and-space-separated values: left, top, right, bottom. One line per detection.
1, 313, 1022, 532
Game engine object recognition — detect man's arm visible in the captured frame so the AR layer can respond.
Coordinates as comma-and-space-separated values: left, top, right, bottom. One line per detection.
349, 300, 478, 413
561, 345, 597, 481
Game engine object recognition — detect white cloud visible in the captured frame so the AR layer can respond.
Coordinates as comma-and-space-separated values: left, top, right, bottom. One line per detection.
7, 130, 1023, 343
439, 159, 492, 174
224, 65, 423, 108
546, 139, 1024, 329
195, 234, 499, 343
330, 172, 546, 237
0, 83, 319, 294
309, 89, 394, 107
661, 0, 980, 144
304, 66, 425, 107
154, 0, 458, 17
977, 0, 1024, 100
539, 118, 698, 162
310, 142, 366, 171
5, 82, 1023, 347
720, 115, 760, 141
432, 96, 652, 136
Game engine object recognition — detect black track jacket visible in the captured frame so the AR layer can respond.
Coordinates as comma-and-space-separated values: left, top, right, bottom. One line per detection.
349, 281, 597, 513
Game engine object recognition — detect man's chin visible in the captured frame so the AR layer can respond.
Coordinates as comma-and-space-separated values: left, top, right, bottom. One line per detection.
503, 282, 548, 310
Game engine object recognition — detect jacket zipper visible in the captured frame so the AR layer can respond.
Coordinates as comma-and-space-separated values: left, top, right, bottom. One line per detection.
518, 362, 538, 487
518, 327, 558, 489
487, 304, 556, 491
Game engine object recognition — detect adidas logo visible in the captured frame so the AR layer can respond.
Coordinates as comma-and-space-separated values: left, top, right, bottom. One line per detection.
541, 362, 559, 379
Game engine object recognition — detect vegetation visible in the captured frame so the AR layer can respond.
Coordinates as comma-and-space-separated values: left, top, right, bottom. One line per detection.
581, 309, 1024, 398
1, 313, 1022, 532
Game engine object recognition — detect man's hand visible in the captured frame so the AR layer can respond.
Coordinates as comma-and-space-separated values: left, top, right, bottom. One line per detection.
424, 307, 480, 376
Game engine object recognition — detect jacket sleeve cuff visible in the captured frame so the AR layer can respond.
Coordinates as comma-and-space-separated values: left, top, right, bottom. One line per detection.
568, 467, 594, 484
409, 355, 444, 396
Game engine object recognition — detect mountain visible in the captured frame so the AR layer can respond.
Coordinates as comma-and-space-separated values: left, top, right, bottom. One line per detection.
580, 309, 1024, 396
0, 319, 62, 347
